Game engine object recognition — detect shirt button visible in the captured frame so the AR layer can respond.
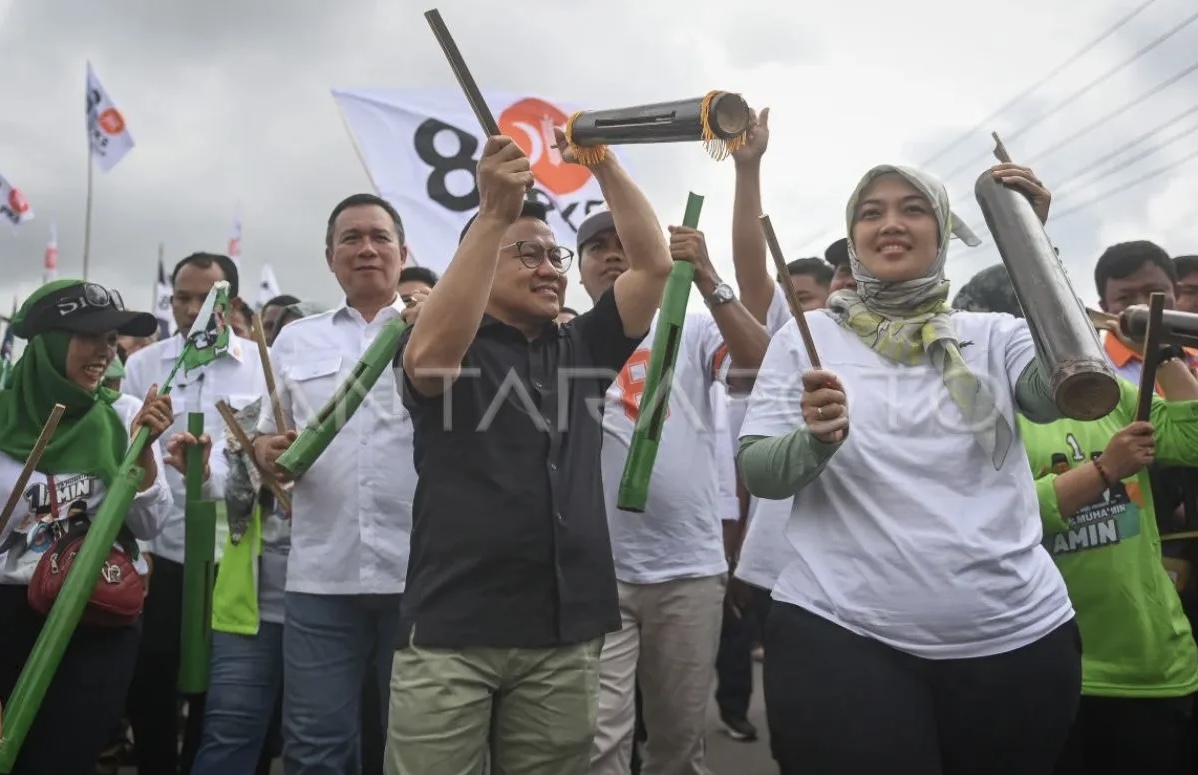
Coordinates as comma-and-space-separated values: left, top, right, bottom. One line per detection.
549, 463, 557, 471
533, 380, 544, 389
555, 512, 563, 522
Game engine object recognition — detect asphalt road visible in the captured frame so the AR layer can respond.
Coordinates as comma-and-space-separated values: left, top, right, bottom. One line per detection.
703, 662, 777, 775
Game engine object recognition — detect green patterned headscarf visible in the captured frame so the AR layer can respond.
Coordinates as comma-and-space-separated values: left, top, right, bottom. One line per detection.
826, 165, 1013, 469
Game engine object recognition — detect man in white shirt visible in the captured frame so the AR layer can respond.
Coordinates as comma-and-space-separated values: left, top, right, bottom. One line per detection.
580, 209, 771, 775
253, 193, 419, 775
123, 252, 266, 775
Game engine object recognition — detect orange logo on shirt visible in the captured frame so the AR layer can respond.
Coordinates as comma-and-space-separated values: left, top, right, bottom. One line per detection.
498, 98, 592, 196
615, 349, 671, 423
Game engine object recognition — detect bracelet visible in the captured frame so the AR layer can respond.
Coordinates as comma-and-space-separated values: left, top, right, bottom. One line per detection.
1092, 459, 1114, 489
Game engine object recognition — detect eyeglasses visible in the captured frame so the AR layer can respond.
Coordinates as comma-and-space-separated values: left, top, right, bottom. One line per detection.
504, 241, 574, 274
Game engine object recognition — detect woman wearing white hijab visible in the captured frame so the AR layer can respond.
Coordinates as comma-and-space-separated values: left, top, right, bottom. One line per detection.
738, 163, 1080, 774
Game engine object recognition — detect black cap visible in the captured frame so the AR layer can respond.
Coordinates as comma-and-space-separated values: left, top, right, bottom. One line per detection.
22, 282, 158, 339
825, 238, 849, 268
458, 200, 550, 244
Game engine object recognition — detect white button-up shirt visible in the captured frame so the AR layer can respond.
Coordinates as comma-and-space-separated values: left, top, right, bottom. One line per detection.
123, 333, 266, 563
257, 298, 415, 596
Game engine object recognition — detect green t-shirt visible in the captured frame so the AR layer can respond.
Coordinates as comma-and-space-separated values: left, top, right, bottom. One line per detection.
1020, 378, 1198, 698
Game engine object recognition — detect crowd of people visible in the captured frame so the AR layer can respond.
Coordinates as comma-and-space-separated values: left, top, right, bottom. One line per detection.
0, 106, 1197, 775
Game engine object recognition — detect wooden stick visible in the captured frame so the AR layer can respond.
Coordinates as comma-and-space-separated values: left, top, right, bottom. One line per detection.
0, 404, 66, 537
991, 131, 1012, 163
215, 400, 291, 514
758, 215, 821, 368
424, 9, 500, 136
250, 315, 288, 435
1163, 530, 1198, 542
1135, 292, 1167, 422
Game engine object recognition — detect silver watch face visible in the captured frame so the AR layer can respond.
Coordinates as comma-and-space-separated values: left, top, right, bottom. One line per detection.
710, 283, 735, 304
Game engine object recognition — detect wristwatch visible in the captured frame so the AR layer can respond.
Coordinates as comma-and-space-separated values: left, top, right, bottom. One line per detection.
1157, 344, 1187, 365
705, 282, 736, 307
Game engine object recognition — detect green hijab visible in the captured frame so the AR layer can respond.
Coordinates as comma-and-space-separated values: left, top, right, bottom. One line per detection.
0, 280, 127, 484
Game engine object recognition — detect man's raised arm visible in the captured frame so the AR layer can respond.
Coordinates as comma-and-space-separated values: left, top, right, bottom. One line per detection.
402, 136, 533, 398
730, 108, 772, 325
577, 143, 672, 337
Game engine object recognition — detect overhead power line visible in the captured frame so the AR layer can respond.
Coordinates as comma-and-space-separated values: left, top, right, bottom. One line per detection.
1024, 58, 1198, 166
1050, 145, 1198, 221
1056, 116, 1198, 194
938, 7, 1198, 183
1049, 101, 1198, 189
919, 0, 1161, 169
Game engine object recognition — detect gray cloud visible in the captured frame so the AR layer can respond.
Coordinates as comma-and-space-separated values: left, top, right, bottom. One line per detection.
1, 0, 1196, 322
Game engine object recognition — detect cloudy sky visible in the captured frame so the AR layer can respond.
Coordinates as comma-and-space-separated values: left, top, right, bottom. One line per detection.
2, 0, 1197, 317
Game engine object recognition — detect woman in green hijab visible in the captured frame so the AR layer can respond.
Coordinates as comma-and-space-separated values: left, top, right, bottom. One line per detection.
738, 162, 1083, 774
0, 279, 176, 774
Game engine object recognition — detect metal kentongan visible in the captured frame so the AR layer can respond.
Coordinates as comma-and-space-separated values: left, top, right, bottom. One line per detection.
973, 172, 1119, 421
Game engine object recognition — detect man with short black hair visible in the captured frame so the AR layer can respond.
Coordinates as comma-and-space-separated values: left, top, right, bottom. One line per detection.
390, 133, 672, 774
260, 294, 301, 345
253, 191, 419, 775
784, 257, 833, 311
124, 252, 266, 775
1095, 240, 1187, 384
397, 266, 439, 329
398, 266, 439, 295
1175, 255, 1198, 314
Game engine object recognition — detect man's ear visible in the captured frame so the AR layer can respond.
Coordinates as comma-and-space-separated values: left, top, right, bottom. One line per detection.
325, 247, 334, 271
400, 243, 411, 267
1098, 298, 1109, 313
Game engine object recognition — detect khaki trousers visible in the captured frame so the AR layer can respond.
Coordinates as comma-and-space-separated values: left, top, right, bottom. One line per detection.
589, 574, 725, 775
385, 634, 603, 775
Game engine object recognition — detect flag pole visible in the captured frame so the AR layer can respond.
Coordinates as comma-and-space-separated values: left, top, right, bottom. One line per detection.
156, 241, 164, 301
82, 154, 94, 281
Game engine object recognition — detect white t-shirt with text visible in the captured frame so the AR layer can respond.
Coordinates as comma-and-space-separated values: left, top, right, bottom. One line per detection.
601, 311, 732, 584
740, 308, 1074, 659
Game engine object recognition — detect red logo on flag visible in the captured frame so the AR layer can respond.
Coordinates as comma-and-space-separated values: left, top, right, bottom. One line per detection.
7, 188, 29, 215
498, 98, 592, 197
45, 244, 57, 270
97, 108, 126, 136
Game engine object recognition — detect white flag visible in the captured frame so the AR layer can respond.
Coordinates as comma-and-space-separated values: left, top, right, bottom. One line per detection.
228, 207, 242, 270
0, 173, 33, 227
331, 88, 612, 273
86, 62, 135, 173
44, 223, 57, 282
256, 263, 282, 312
155, 252, 173, 339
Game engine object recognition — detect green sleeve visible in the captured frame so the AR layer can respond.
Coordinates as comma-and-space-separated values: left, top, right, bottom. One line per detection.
1150, 393, 1198, 467
737, 431, 842, 500
1016, 360, 1059, 424
1034, 474, 1070, 535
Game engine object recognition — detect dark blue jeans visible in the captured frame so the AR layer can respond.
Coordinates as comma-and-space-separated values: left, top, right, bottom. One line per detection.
281, 592, 402, 775
190, 622, 284, 775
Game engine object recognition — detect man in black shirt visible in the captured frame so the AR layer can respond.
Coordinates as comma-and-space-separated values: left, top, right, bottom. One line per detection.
389, 132, 674, 774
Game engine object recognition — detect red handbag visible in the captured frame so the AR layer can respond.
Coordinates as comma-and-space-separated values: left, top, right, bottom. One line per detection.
26, 475, 145, 627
